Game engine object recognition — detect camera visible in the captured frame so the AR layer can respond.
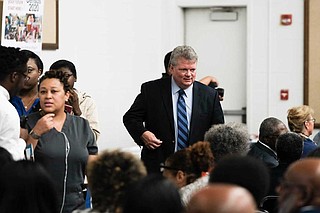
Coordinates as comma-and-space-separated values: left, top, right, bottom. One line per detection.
208, 82, 224, 101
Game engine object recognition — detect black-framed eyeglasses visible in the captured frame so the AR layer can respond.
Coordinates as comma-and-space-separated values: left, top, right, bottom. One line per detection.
159, 163, 180, 173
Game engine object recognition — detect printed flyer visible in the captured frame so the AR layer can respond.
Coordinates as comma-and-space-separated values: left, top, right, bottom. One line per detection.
1, 0, 44, 52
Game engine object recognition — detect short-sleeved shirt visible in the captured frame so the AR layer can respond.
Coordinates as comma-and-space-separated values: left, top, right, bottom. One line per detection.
24, 111, 98, 212
10, 95, 40, 116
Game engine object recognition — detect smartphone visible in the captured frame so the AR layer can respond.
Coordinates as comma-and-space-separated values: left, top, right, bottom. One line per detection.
25, 144, 34, 161
65, 104, 73, 114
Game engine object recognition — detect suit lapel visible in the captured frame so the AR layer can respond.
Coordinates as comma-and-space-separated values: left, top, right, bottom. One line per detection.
189, 82, 201, 141
161, 78, 175, 134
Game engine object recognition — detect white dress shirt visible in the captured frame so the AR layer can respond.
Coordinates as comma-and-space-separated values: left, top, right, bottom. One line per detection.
0, 85, 25, 160
171, 78, 193, 151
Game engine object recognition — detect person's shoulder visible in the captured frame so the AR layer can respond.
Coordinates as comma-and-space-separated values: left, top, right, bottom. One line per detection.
194, 81, 215, 92
141, 77, 169, 89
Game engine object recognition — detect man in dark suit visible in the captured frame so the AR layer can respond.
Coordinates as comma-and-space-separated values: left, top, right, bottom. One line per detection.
123, 45, 224, 173
248, 117, 288, 168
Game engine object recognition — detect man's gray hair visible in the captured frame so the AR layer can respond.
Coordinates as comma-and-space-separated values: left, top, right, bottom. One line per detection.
204, 122, 250, 163
169, 45, 198, 66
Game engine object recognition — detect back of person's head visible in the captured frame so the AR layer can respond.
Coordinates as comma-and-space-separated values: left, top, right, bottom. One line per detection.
49, 59, 77, 79
164, 51, 172, 75
169, 45, 198, 67
188, 141, 214, 176
0, 160, 58, 213
21, 49, 44, 73
163, 141, 214, 187
277, 158, 320, 213
276, 132, 303, 163
259, 117, 288, 150
187, 184, 257, 213
204, 122, 249, 163
0, 45, 28, 81
209, 155, 270, 206
0, 147, 13, 172
123, 174, 183, 213
287, 105, 314, 133
87, 149, 147, 213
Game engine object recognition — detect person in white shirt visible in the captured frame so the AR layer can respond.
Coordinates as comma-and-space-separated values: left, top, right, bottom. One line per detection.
0, 45, 29, 160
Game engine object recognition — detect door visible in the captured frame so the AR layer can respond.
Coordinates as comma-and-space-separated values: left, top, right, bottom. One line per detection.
185, 7, 247, 123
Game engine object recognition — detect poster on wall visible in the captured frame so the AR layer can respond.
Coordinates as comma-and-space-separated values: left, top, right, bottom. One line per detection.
1, 0, 44, 52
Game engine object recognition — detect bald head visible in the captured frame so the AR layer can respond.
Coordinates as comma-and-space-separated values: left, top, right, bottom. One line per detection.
187, 184, 256, 213
278, 158, 320, 213
285, 158, 320, 188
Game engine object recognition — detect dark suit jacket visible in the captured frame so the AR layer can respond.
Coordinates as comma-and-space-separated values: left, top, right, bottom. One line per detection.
123, 77, 224, 173
247, 141, 279, 168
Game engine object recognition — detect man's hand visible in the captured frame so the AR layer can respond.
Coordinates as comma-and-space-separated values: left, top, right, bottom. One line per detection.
141, 131, 162, 149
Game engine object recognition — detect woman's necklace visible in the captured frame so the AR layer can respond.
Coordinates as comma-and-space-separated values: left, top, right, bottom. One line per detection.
23, 94, 37, 110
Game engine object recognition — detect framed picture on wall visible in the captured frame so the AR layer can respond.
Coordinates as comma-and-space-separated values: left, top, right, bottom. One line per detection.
0, 0, 59, 50
304, 0, 320, 128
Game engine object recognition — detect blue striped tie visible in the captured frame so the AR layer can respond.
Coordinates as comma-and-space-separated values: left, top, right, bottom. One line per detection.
177, 89, 189, 150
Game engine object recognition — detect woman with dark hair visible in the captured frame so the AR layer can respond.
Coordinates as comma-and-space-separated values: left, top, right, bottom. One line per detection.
162, 141, 214, 188
162, 141, 214, 206
11, 49, 43, 116
123, 174, 183, 213
22, 70, 97, 213
0, 160, 59, 213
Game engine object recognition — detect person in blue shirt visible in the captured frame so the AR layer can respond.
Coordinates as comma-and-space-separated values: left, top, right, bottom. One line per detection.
10, 49, 43, 116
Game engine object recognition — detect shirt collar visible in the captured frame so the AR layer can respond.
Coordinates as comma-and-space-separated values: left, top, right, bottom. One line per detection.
171, 77, 193, 97
258, 140, 277, 156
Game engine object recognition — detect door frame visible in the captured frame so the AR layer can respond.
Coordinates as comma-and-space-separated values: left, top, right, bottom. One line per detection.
176, 0, 252, 129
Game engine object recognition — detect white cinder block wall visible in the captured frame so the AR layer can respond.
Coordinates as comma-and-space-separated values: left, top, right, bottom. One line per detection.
40, 0, 307, 153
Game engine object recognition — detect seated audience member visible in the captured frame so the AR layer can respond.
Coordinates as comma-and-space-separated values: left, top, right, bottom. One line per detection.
204, 122, 250, 164
72, 149, 147, 213
313, 131, 320, 146
161, 141, 214, 206
186, 184, 257, 213
178, 122, 249, 206
0, 160, 58, 213
209, 155, 270, 207
269, 132, 303, 196
287, 105, 318, 157
10, 49, 43, 116
162, 141, 214, 188
247, 117, 288, 168
122, 174, 183, 213
277, 158, 320, 213
49, 59, 100, 141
